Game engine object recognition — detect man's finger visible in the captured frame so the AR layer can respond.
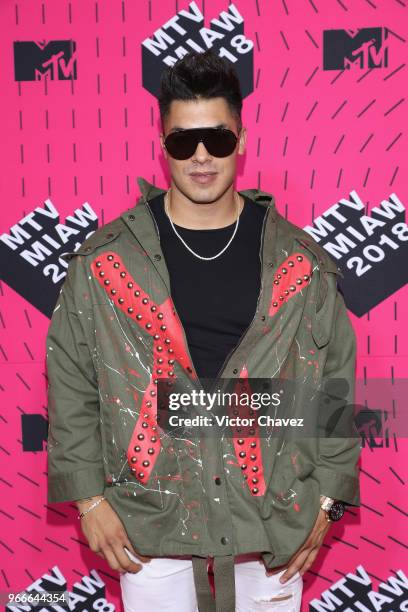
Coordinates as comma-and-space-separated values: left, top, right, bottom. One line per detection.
110, 542, 143, 573
298, 548, 319, 577
123, 539, 152, 564
279, 549, 310, 583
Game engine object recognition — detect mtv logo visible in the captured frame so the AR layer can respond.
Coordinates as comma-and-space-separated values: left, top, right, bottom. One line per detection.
323, 27, 388, 71
141, 1, 253, 99
14, 40, 77, 81
303, 191, 408, 317
0, 200, 98, 317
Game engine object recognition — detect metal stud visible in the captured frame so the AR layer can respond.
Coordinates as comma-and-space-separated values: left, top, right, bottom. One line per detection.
284, 290, 289, 296
168, 371, 174, 377
297, 255, 303, 261
281, 268, 287, 274
157, 369, 163, 375
104, 280, 110, 286
150, 390, 156, 397
142, 460, 150, 467
151, 436, 157, 442
130, 456, 137, 463
252, 477, 259, 484
165, 339, 171, 344
237, 439, 244, 445
146, 323, 152, 329
168, 348, 174, 354
111, 289, 117, 295
148, 448, 155, 454
252, 487, 259, 494
157, 346, 163, 352
138, 472, 145, 479
157, 358, 163, 364
118, 297, 124, 304
151, 305, 157, 312
241, 464, 247, 470
99, 271, 105, 277
252, 466, 259, 472
250, 454, 257, 461
168, 359, 175, 365
114, 263, 120, 269
157, 313, 164, 320
288, 261, 294, 267
296, 278, 302, 285
127, 282, 133, 289
142, 298, 149, 304
250, 442, 257, 448
128, 307, 134, 314
96, 261, 102, 267
277, 274, 282, 279
134, 445, 141, 452
120, 271, 126, 278
272, 301, 278, 307
107, 255, 114, 261
239, 451, 246, 458
134, 290, 140, 296
290, 285, 296, 292
136, 314, 142, 320
273, 280, 279, 285
143, 413, 149, 418
137, 434, 144, 440
142, 422, 148, 428
160, 325, 167, 331
303, 275, 310, 281
146, 401, 152, 407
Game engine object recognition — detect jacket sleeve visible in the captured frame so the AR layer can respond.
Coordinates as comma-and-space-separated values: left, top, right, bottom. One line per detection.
311, 288, 361, 507
46, 255, 105, 503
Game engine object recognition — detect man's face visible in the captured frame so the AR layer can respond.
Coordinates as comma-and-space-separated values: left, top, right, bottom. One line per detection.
160, 97, 247, 204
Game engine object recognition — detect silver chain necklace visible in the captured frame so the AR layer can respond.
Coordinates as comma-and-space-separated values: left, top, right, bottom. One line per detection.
164, 188, 242, 261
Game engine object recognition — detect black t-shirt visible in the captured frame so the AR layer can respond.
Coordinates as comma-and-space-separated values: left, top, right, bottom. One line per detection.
148, 194, 267, 379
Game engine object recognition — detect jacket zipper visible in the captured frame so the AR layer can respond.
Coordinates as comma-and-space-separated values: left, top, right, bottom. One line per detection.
213, 204, 271, 380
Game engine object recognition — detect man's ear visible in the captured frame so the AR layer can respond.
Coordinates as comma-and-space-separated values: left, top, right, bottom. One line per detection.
159, 131, 168, 159
238, 126, 247, 155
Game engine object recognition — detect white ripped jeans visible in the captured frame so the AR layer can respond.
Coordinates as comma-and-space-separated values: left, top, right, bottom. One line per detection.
120, 550, 303, 612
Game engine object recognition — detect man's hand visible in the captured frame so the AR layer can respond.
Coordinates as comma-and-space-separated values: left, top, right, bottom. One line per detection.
77, 496, 152, 574
264, 508, 331, 582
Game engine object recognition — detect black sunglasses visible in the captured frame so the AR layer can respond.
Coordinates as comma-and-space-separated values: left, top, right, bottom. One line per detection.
164, 127, 239, 160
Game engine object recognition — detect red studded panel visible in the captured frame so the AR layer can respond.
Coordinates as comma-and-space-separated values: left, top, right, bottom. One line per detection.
269, 253, 313, 317
90, 251, 196, 485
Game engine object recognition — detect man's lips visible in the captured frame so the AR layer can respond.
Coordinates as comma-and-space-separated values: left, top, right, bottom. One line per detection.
189, 172, 218, 184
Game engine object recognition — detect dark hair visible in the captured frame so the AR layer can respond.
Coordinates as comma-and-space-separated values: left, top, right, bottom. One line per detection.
158, 50, 243, 130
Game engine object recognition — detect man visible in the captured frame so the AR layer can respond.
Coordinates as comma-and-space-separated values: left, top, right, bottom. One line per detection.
46, 51, 360, 612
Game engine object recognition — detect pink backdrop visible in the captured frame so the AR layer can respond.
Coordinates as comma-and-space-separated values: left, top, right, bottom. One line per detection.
0, 1, 406, 610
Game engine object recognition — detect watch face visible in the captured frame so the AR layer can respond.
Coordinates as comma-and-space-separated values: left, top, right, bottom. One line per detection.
329, 501, 345, 522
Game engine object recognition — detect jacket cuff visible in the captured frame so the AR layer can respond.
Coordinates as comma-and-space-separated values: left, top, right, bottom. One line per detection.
311, 466, 360, 506
48, 467, 105, 503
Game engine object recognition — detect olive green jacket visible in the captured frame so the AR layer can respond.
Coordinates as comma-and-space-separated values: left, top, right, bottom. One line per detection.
46, 177, 360, 612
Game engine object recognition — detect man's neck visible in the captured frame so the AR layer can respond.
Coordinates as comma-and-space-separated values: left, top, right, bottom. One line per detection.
165, 183, 242, 230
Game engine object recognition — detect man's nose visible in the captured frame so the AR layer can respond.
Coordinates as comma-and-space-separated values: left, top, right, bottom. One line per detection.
191, 140, 212, 162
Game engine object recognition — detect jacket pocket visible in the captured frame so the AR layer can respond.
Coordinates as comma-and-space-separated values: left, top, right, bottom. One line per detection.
260, 459, 321, 557
311, 260, 342, 349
